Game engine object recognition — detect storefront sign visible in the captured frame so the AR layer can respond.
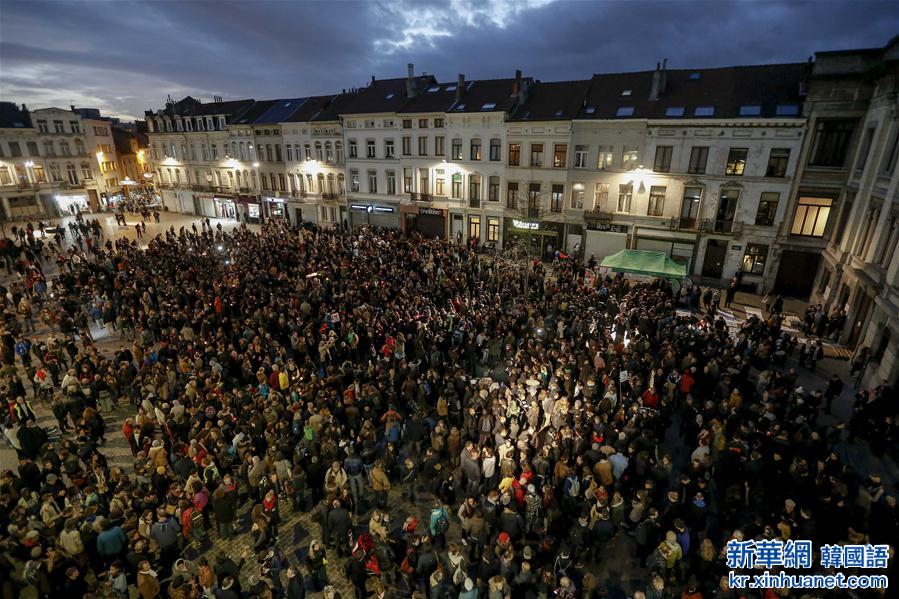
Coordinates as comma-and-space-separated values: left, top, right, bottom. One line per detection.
420, 207, 443, 216
264, 196, 286, 203
512, 219, 540, 230
731, 245, 742, 251
587, 222, 629, 233
373, 206, 394, 213
248, 204, 260, 218
350, 204, 371, 211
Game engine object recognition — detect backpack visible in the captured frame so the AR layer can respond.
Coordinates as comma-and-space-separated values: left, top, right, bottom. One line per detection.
435, 511, 449, 535
567, 477, 580, 498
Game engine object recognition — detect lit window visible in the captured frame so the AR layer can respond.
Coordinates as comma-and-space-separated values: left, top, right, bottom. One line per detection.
791, 197, 832, 237
739, 105, 762, 116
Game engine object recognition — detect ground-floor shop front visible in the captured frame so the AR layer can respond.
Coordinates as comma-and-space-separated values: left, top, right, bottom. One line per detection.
1, 192, 48, 220
348, 201, 400, 229
502, 217, 565, 259
401, 205, 447, 239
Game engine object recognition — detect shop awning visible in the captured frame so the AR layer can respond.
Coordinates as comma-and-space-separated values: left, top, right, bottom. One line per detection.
599, 249, 687, 279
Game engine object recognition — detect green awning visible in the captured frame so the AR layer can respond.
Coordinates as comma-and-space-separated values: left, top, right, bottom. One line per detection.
599, 249, 687, 279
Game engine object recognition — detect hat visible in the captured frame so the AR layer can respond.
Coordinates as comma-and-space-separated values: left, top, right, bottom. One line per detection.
498, 532, 510, 544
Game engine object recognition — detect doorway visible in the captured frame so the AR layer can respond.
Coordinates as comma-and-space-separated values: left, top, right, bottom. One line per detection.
774, 250, 821, 299
701, 239, 727, 278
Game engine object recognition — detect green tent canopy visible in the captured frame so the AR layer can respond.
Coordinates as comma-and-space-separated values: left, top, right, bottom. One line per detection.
599, 249, 687, 279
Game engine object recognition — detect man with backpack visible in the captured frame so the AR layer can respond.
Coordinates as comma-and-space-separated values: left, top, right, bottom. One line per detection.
428, 499, 450, 549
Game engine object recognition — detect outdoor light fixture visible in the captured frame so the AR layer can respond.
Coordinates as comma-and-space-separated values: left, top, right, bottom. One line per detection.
24, 161, 34, 168
252, 162, 260, 168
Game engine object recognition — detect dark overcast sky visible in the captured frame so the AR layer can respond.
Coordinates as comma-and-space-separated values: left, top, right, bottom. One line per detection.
1, 0, 896, 121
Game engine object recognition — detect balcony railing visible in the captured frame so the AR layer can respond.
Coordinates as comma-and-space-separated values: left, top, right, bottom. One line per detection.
322, 192, 340, 200
674, 217, 699, 230
712, 219, 743, 234
410, 192, 433, 203
525, 206, 540, 219
469, 198, 481, 209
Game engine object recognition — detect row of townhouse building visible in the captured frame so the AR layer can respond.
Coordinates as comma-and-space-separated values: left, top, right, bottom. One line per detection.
142, 39, 898, 386
144, 63, 806, 289
0, 103, 144, 221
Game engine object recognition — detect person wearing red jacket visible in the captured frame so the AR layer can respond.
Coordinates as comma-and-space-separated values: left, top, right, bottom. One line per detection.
679, 368, 696, 397
122, 418, 139, 455
642, 386, 660, 410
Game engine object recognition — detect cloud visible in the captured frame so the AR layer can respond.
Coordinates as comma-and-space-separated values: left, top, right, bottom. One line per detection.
0, 0, 896, 120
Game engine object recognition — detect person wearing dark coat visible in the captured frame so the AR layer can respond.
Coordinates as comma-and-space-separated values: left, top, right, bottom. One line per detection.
17, 421, 47, 460
212, 484, 239, 539
286, 565, 305, 599
326, 500, 353, 556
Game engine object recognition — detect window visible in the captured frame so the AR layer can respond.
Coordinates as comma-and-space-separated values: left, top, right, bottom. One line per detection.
550, 184, 564, 213
451, 173, 462, 198
70, 121, 81, 133
508, 143, 520, 166
686, 146, 709, 175
550, 144, 566, 168
809, 120, 855, 167
468, 216, 481, 240
434, 118, 444, 128
336, 142, 344, 163
507, 182, 519, 208
617, 184, 632, 212
775, 104, 800, 116
487, 217, 500, 242
469, 175, 481, 201
881, 128, 899, 174
402, 137, 411, 156
37, 120, 48, 133
647, 186, 666, 216
742, 244, 769, 275
367, 140, 376, 158
530, 143, 544, 167
66, 163, 78, 185
26, 142, 38, 157
593, 183, 609, 210
694, 106, 715, 117
489, 139, 501, 162
766, 148, 790, 177
528, 183, 541, 213
791, 196, 832, 237
7, 142, 21, 157
32, 165, 45, 182
653, 145, 672, 173
855, 126, 876, 171
739, 105, 761, 116
418, 137, 428, 156
386, 170, 396, 195
597, 146, 613, 169
755, 192, 779, 226
419, 169, 429, 194
488, 176, 500, 202
59, 141, 71, 156
385, 139, 395, 159
402, 119, 412, 129
570, 184, 584, 209
725, 148, 748, 176
418, 119, 428, 128
350, 169, 359, 192
435, 136, 445, 156
367, 171, 378, 193
304, 144, 311, 161
621, 146, 638, 170
574, 145, 588, 168
616, 107, 635, 117
403, 168, 413, 192
470, 139, 481, 161
275, 145, 283, 162
665, 107, 685, 117
0, 167, 10, 185
452, 139, 462, 160
348, 139, 357, 158
53, 120, 64, 133
43, 141, 54, 157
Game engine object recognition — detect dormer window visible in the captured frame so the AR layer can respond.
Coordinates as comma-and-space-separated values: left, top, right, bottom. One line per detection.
455, 104, 466, 111
739, 105, 762, 116
445, 85, 457, 92
481, 103, 496, 111
385, 93, 394, 100
694, 106, 715, 117
665, 107, 685, 117
616, 107, 635, 117
776, 103, 800, 116
427, 86, 440, 93
185, 119, 192, 131
218, 116, 226, 130
584, 106, 596, 115
621, 89, 632, 96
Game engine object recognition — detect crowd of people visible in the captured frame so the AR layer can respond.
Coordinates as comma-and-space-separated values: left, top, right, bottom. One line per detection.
0, 217, 896, 599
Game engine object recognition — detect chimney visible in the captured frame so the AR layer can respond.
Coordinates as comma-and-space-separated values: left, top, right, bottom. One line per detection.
456, 73, 465, 100
405, 63, 416, 98
70, 104, 76, 112
20, 103, 28, 112
371, 75, 376, 86
511, 69, 522, 97
650, 59, 668, 100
